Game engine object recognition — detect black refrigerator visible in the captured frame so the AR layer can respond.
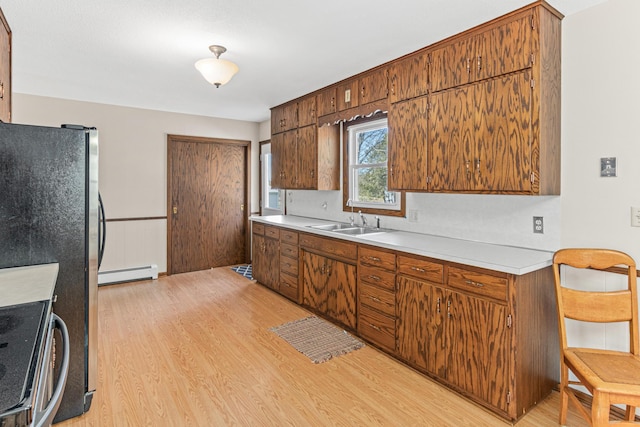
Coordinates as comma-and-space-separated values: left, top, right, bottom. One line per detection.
0, 122, 102, 422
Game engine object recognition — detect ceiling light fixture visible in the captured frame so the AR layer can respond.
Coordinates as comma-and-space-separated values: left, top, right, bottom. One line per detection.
195, 45, 239, 88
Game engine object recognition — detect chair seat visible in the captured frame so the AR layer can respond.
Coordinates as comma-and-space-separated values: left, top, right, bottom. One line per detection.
566, 348, 640, 396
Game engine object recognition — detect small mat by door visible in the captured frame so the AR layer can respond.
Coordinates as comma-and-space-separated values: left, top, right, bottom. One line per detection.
269, 316, 365, 364
231, 264, 252, 280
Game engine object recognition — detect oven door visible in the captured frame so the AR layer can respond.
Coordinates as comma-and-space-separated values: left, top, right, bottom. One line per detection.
32, 314, 69, 427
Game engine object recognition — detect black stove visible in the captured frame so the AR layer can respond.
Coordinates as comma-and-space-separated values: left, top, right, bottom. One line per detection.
0, 300, 48, 418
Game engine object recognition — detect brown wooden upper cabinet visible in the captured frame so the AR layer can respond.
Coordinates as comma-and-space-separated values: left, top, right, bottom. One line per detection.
359, 67, 388, 105
317, 87, 337, 117
337, 79, 359, 112
430, 11, 534, 93
271, 102, 298, 135
0, 8, 11, 123
389, 52, 430, 104
428, 70, 534, 193
297, 95, 317, 128
388, 96, 429, 191
270, 1, 562, 195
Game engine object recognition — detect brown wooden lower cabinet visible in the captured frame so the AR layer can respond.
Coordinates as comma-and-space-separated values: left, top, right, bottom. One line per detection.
251, 223, 558, 421
301, 236, 357, 329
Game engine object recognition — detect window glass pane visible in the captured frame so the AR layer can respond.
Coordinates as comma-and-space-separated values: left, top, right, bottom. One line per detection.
357, 127, 388, 165
355, 167, 388, 203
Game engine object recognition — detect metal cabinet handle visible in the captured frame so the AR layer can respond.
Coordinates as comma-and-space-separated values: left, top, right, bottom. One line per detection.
411, 266, 426, 273
436, 297, 441, 314
369, 323, 381, 332
368, 275, 381, 282
465, 279, 484, 288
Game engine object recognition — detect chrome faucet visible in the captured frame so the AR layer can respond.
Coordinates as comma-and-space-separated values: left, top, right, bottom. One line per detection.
346, 199, 355, 226
359, 210, 367, 228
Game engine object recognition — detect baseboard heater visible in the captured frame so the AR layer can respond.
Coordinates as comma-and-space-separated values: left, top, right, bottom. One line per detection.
98, 264, 159, 286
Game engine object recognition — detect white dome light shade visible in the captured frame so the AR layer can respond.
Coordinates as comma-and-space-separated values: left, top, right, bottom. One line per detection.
195, 45, 239, 88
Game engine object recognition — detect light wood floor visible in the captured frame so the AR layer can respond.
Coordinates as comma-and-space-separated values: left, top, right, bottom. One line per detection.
58, 267, 589, 426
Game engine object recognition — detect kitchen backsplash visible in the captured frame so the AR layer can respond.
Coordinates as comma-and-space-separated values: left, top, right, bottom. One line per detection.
285, 190, 561, 252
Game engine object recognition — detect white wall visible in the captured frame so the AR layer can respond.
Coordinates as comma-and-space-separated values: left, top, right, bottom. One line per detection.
560, 0, 640, 376
561, 0, 640, 261
13, 94, 261, 273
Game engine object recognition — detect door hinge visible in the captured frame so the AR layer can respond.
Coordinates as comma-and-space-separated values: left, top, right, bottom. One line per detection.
426, 175, 432, 184
530, 78, 535, 89
530, 53, 535, 66
507, 391, 512, 404
530, 172, 536, 184
530, 15, 536, 30
506, 314, 513, 329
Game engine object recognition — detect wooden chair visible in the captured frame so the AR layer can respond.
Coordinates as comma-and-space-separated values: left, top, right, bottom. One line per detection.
553, 248, 640, 426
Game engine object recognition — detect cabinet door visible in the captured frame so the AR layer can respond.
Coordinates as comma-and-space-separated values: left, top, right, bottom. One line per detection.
296, 125, 316, 189
389, 52, 429, 103
0, 11, 10, 123
428, 86, 475, 191
298, 96, 317, 127
447, 290, 510, 413
317, 87, 337, 117
302, 251, 330, 314
264, 237, 280, 291
359, 68, 388, 105
252, 234, 266, 284
474, 71, 532, 192
388, 96, 428, 191
396, 275, 445, 376
430, 37, 476, 92
271, 103, 297, 134
476, 14, 533, 82
327, 259, 357, 329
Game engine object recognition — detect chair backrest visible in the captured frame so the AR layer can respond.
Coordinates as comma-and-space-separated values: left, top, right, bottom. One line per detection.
553, 248, 639, 355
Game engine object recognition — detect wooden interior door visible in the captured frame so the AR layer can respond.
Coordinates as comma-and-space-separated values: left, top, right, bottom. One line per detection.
167, 134, 249, 274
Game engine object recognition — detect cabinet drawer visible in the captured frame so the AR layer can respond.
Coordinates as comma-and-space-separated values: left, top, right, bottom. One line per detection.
300, 234, 357, 261
265, 225, 280, 239
280, 254, 298, 276
358, 264, 395, 291
252, 223, 265, 235
359, 282, 395, 316
397, 255, 444, 283
448, 267, 508, 301
280, 272, 299, 301
358, 246, 396, 271
281, 229, 299, 244
358, 306, 395, 352
280, 242, 298, 259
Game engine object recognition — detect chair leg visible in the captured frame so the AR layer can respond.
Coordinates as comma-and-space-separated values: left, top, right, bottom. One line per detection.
559, 365, 569, 425
591, 391, 610, 427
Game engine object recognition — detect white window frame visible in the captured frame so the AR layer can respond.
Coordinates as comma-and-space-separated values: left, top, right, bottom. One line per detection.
347, 118, 401, 211
260, 144, 285, 216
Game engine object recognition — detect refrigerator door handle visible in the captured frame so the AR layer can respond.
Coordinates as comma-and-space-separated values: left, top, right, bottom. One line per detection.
98, 192, 106, 269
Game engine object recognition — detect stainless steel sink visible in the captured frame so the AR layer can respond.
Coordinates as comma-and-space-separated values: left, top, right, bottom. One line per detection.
308, 223, 392, 236
307, 223, 353, 231
331, 227, 391, 236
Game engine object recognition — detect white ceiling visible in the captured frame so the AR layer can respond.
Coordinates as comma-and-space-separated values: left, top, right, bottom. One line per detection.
2, 0, 606, 123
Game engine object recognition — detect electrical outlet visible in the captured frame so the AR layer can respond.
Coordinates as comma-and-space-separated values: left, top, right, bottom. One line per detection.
533, 216, 544, 234
632, 207, 640, 227
408, 209, 419, 222
344, 89, 351, 103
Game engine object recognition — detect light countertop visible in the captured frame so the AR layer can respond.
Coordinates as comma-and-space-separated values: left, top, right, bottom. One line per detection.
251, 215, 554, 275
0, 263, 59, 307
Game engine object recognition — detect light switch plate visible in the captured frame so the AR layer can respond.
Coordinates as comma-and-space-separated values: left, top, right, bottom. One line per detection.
600, 157, 617, 177
632, 207, 640, 227
344, 89, 351, 103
